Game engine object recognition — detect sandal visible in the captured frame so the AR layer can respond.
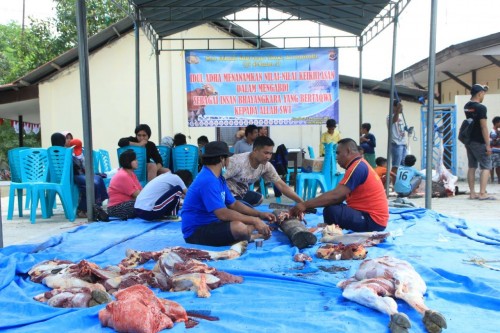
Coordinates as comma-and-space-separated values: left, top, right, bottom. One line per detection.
77, 210, 87, 218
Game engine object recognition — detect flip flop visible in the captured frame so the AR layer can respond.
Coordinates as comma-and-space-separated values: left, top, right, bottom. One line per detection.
478, 196, 497, 201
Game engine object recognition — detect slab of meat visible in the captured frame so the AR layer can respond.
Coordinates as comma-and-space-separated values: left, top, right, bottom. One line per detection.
337, 256, 447, 333
99, 285, 188, 333
316, 243, 367, 260
34, 287, 112, 308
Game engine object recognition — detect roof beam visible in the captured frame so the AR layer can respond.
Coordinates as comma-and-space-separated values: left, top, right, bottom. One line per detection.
442, 71, 471, 90
483, 55, 500, 67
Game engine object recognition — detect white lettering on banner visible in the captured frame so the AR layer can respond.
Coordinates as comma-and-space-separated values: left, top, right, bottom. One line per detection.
258, 83, 289, 92
223, 72, 264, 82
192, 96, 218, 106
260, 106, 292, 115
238, 95, 282, 104
234, 106, 259, 115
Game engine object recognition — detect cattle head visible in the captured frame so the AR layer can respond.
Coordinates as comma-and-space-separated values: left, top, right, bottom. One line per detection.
202, 83, 218, 96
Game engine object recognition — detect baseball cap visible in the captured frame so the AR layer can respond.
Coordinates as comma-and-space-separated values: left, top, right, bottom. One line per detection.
202, 141, 231, 158
471, 84, 488, 95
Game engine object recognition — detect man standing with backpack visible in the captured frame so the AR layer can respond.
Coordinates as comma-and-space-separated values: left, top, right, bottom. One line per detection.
463, 84, 495, 200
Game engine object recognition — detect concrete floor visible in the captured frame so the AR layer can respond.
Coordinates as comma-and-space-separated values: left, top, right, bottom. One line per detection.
1, 181, 498, 248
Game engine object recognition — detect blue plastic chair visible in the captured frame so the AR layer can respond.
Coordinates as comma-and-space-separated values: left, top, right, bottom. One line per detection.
172, 144, 199, 179
15, 148, 50, 223
117, 146, 147, 186
98, 149, 113, 188
307, 146, 316, 159
157, 146, 172, 169
296, 143, 335, 200
7, 147, 31, 219
44, 146, 78, 222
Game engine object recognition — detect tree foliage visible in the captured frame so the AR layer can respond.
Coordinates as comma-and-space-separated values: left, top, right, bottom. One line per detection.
0, 0, 129, 84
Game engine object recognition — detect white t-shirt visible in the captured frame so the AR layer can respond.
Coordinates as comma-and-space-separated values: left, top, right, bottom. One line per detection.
387, 115, 406, 145
224, 152, 281, 197
134, 172, 186, 210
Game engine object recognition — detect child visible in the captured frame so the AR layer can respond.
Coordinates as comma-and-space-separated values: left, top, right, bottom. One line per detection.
320, 119, 341, 156
374, 157, 396, 185
394, 155, 425, 197
360, 123, 376, 167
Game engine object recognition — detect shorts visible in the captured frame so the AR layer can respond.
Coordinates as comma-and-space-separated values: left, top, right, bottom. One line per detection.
184, 221, 237, 246
234, 190, 263, 207
491, 152, 500, 168
465, 141, 492, 170
323, 203, 386, 232
391, 143, 407, 168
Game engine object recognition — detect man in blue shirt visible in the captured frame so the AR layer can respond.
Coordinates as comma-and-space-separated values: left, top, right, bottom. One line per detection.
181, 141, 275, 246
394, 155, 425, 197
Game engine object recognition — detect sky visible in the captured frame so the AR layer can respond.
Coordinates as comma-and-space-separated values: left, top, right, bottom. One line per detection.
1, 0, 499, 80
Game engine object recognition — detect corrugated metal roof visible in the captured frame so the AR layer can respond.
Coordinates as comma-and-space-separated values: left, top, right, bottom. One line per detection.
132, 0, 398, 38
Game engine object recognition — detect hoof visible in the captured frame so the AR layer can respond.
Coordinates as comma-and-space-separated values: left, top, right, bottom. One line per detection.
91, 289, 112, 305
292, 231, 317, 249
423, 310, 447, 333
389, 312, 411, 333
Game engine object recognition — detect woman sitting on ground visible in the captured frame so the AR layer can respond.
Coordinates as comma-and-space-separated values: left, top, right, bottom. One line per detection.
107, 150, 142, 220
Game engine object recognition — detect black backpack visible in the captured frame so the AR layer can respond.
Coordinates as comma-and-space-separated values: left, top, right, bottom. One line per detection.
458, 118, 474, 145
271, 144, 288, 176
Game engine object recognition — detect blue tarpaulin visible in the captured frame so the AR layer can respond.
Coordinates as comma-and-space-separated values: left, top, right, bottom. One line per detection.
1, 206, 499, 332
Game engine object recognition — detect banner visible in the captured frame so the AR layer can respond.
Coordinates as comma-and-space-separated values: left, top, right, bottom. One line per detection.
185, 48, 339, 127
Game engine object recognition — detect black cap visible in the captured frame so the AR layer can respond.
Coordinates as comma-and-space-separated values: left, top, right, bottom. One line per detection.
471, 84, 488, 95
203, 141, 231, 158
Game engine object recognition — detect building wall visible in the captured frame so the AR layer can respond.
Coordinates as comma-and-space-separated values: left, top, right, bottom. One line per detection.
39, 24, 423, 171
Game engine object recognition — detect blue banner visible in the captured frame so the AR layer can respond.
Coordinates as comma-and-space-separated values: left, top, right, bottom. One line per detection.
185, 48, 339, 127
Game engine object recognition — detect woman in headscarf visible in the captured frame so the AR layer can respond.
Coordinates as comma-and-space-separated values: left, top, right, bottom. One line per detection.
69, 138, 109, 219
61, 131, 73, 147
107, 149, 142, 220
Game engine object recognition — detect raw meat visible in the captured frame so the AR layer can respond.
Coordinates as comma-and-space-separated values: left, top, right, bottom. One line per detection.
99, 285, 188, 333
338, 256, 447, 333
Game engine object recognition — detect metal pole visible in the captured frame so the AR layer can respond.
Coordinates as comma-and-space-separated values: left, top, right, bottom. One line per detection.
18, 115, 24, 147
358, 37, 363, 130
0, 187, 4, 248
385, 3, 399, 196
76, 0, 95, 221
425, 0, 439, 209
155, 43, 162, 141
135, 13, 140, 126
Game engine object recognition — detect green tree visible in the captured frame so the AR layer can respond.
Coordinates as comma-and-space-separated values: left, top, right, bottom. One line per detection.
52, 0, 130, 50
0, 0, 129, 84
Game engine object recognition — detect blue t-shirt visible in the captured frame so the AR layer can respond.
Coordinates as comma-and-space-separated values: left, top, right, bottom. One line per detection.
394, 165, 425, 194
181, 166, 235, 238
360, 133, 376, 154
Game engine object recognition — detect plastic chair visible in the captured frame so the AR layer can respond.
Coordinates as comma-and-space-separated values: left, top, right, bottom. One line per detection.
7, 147, 30, 219
117, 146, 147, 186
44, 146, 78, 222
307, 146, 316, 159
93, 150, 101, 173
98, 149, 113, 187
296, 143, 335, 200
157, 146, 172, 169
172, 144, 199, 179
15, 148, 50, 223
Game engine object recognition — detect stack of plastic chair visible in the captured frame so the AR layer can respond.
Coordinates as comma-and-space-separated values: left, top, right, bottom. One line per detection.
7, 147, 30, 219
157, 146, 172, 169
43, 146, 78, 222
14, 148, 50, 223
172, 144, 199, 179
295, 143, 334, 200
93, 150, 101, 173
98, 149, 113, 187
117, 146, 147, 186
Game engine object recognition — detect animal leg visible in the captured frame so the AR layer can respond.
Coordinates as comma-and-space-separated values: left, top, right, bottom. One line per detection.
423, 310, 447, 333
207, 241, 248, 260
